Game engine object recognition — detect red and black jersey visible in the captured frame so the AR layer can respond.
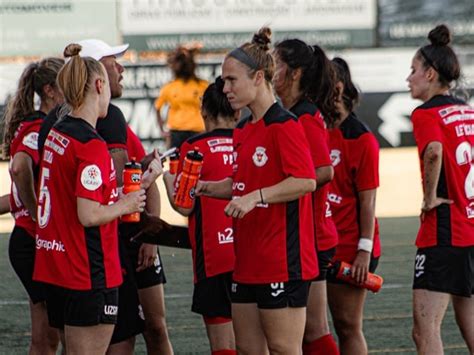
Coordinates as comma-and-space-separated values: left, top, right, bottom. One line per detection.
177, 129, 235, 283
9, 111, 46, 237
126, 126, 146, 162
291, 100, 338, 251
33, 116, 121, 290
96, 103, 128, 151
231, 102, 318, 284
412, 95, 474, 248
328, 113, 381, 262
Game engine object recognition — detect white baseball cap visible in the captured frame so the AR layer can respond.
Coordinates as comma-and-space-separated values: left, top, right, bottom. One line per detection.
75, 39, 129, 61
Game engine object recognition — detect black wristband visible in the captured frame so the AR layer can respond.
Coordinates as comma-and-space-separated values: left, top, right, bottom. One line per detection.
259, 188, 265, 204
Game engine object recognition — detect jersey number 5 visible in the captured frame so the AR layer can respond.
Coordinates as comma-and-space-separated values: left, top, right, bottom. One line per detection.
37, 167, 51, 228
455, 142, 474, 199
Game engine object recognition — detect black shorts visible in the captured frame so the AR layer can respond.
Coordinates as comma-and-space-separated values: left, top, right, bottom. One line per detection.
121, 224, 166, 289
111, 236, 145, 344
45, 285, 119, 328
231, 280, 311, 309
326, 257, 379, 285
8, 226, 46, 304
314, 248, 336, 281
192, 272, 232, 318
413, 246, 474, 298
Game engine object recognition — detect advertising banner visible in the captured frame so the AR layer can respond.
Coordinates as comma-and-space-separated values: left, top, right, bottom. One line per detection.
121, 0, 377, 50
0, 0, 119, 56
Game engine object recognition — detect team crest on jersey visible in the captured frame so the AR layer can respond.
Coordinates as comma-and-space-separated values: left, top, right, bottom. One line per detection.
22, 132, 38, 150
81, 164, 102, 191
330, 149, 341, 167
252, 146, 268, 167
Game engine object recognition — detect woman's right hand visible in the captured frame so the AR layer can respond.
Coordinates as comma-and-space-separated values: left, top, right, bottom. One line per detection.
120, 189, 146, 215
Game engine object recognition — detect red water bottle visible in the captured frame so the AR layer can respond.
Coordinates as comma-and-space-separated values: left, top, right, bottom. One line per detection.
174, 148, 203, 209
330, 261, 383, 293
169, 148, 179, 175
122, 158, 142, 222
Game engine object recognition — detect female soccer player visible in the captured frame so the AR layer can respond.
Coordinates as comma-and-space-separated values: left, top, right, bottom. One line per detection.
155, 44, 208, 149
407, 24, 473, 354
2, 57, 64, 354
326, 57, 381, 355
197, 27, 318, 354
273, 39, 340, 355
33, 43, 158, 354
163, 76, 238, 354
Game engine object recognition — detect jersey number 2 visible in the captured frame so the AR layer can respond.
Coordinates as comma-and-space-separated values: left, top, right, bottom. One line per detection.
455, 142, 474, 199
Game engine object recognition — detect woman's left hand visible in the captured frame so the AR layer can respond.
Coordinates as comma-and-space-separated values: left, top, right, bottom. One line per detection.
224, 191, 259, 219
136, 243, 158, 272
141, 150, 163, 189
351, 250, 371, 284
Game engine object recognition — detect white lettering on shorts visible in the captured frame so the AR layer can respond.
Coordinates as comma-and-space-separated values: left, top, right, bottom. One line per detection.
415, 254, 426, 278
104, 305, 118, 316
270, 282, 285, 297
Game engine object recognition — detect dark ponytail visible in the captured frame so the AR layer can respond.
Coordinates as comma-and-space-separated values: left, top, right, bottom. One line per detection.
416, 24, 460, 87
274, 40, 339, 126
332, 57, 359, 113
201, 76, 235, 122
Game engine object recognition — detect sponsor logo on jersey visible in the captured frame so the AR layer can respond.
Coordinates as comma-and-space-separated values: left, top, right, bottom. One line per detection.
330, 149, 341, 167
49, 130, 70, 148
22, 132, 38, 150
252, 146, 268, 167
81, 165, 102, 191
104, 305, 118, 316
466, 202, 474, 219
218, 228, 234, 244
328, 193, 342, 204
210, 145, 233, 153
44, 150, 53, 164
208, 138, 233, 147
36, 236, 65, 252
232, 182, 245, 191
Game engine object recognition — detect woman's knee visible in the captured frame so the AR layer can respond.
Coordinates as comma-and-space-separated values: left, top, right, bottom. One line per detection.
332, 316, 362, 339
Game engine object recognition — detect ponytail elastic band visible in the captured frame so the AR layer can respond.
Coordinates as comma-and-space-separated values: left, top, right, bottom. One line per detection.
228, 48, 258, 70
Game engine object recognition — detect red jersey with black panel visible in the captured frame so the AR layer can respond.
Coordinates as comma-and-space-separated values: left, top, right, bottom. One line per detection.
33, 116, 122, 290
232, 103, 318, 284
328, 113, 381, 262
412, 95, 474, 248
177, 129, 235, 283
291, 100, 338, 251
126, 126, 146, 162
9, 111, 46, 237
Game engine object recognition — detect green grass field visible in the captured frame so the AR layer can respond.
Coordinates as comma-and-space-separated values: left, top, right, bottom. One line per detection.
0, 217, 469, 354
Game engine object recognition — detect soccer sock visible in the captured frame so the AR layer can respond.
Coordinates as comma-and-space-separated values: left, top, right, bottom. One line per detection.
212, 350, 237, 355
303, 333, 340, 355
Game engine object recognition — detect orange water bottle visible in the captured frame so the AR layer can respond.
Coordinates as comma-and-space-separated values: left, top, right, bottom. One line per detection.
330, 261, 383, 293
169, 148, 179, 174
174, 147, 203, 209
122, 158, 142, 222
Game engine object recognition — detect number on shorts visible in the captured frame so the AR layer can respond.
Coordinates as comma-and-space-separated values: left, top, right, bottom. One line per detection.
37, 167, 51, 228
455, 141, 474, 199
415, 254, 426, 277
